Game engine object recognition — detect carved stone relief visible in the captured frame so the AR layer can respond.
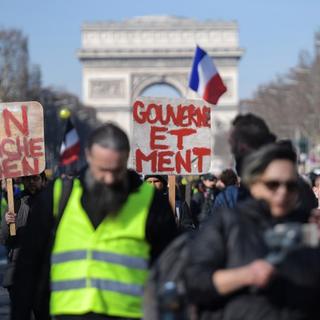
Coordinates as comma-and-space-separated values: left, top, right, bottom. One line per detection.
89, 79, 125, 99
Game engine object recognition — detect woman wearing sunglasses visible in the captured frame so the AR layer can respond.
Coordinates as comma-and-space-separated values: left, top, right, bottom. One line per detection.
185, 143, 320, 320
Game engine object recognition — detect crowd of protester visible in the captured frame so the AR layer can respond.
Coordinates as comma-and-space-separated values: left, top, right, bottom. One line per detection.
0, 113, 320, 319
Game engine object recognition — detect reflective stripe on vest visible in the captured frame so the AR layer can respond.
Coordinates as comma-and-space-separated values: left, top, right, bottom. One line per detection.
52, 250, 148, 270
50, 179, 154, 318
51, 278, 143, 296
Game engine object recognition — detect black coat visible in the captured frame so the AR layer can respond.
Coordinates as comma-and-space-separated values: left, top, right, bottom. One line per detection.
185, 199, 320, 320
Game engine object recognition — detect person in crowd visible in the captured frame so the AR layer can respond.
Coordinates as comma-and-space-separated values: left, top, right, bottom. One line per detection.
191, 173, 220, 224
308, 172, 320, 229
213, 169, 240, 210
144, 174, 195, 231
0, 180, 24, 220
216, 169, 239, 190
310, 172, 320, 208
144, 175, 168, 193
213, 113, 277, 211
185, 143, 320, 320
11, 123, 178, 320
229, 114, 277, 176
191, 178, 204, 194
0, 173, 47, 303
213, 115, 317, 216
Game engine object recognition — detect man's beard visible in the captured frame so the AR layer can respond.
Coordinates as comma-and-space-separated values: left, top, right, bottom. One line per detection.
85, 170, 130, 217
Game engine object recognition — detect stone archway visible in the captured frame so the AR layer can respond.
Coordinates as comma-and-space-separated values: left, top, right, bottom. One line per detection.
140, 82, 181, 98
132, 74, 186, 99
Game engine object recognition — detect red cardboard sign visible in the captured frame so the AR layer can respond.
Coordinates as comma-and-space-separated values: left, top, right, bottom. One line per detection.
132, 97, 212, 175
0, 101, 45, 179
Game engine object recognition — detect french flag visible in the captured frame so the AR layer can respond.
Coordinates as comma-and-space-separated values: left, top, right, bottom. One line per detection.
60, 118, 80, 165
189, 46, 227, 105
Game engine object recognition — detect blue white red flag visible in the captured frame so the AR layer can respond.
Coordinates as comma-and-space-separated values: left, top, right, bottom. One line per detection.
60, 118, 80, 165
189, 45, 227, 105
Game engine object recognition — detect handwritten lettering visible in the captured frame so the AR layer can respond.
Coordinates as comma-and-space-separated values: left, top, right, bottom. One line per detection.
133, 100, 210, 128
133, 98, 212, 175
0, 102, 45, 179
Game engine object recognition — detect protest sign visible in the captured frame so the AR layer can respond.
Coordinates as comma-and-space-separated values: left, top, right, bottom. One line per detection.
132, 97, 212, 175
0, 101, 45, 235
0, 101, 45, 179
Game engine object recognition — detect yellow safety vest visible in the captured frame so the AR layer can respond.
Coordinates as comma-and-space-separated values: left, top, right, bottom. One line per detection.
50, 178, 154, 318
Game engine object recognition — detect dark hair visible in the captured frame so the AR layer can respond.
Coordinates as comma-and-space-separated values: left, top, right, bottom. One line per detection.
231, 113, 276, 150
220, 169, 238, 187
242, 143, 297, 186
275, 139, 298, 163
87, 123, 130, 153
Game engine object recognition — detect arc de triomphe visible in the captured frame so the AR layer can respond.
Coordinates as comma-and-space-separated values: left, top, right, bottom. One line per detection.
78, 16, 244, 170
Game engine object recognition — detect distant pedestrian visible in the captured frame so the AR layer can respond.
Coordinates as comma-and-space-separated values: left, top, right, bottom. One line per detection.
0, 172, 47, 318
144, 175, 195, 231
216, 168, 239, 190
191, 173, 219, 224
310, 172, 320, 208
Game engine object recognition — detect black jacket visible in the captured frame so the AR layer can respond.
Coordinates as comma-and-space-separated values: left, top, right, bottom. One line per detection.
185, 199, 320, 320
11, 170, 178, 320
0, 191, 35, 288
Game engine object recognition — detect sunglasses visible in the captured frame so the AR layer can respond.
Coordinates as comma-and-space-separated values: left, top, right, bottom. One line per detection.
260, 180, 298, 192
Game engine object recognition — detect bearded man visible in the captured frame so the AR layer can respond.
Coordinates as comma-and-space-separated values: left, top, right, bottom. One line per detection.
11, 123, 177, 320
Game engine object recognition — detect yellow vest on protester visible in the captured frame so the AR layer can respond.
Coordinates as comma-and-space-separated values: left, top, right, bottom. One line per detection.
50, 178, 154, 318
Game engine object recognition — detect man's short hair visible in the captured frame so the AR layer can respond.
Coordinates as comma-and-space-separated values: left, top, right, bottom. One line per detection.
87, 123, 130, 153
231, 113, 276, 150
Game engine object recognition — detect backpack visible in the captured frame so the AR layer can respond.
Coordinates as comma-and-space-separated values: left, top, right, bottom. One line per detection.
144, 232, 197, 320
